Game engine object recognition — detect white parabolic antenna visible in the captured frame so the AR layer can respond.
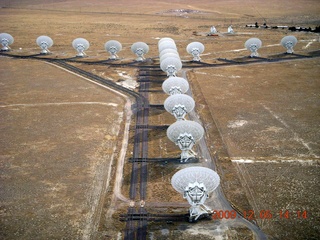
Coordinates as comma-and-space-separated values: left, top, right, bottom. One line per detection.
159, 41, 177, 53
158, 37, 175, 46
105, 40, 122, 59
171, 167, 220, 194
0, 33, 14, 51
72, 38, 90, 57
160, 52, 180, 63
159, 48, 179, 58
281, 36, 298, 54
36, 36, 53, 54
210, 26, 217, 34
228, 25, 234, 34
245, 38, 262, 57
167, 120, 204, 161
167, 120, 204, 143
162, 77, 189, 95
171, 166, 220, 221
160, 57, 182, 77
186, 42, 205, 61
164, 94, 195, 120
131, 42, 149, 61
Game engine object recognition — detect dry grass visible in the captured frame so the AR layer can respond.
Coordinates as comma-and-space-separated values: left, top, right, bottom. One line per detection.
0, 58, 126, 239
0, 0, 320, 239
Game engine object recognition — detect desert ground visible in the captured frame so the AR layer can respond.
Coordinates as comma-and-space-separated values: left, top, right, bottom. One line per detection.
0, 0, 319, 239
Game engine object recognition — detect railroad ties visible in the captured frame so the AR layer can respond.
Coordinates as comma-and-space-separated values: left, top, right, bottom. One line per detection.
124, 67, 194, 239
120, 212, 188, 222
0, 51, 317, 69
124, 68, 152, 240
128, 157, 180, 163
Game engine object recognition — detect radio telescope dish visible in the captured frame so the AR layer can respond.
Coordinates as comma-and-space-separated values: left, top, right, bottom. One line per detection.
158, 37, 175, 46
36, 36, 53, 54
162, 77, 189, 95
171, 166, 220, 222
245, 38, 262, 57
281, 36, 298, 54
0, 33, 14, 51
186, 42, 205, 62
167, 120, 204, 161
158, 41, 177, 53
105, 40, 122, 59
164, 94, 195, 120
72, 38, 90, 57
160, 57, 182, 77
159, 48, 179, 58
227, 25, 234, 34
210, 26, 217, 34
160, 52, 180, 63
131, 42, 149, 61
171, 167, 220, 194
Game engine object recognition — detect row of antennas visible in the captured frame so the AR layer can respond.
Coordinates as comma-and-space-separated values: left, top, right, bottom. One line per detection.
158, 37, 182, 76
159, 38, 202, 162
159, 37, 221, 222
245, 36, 298, 57
0, 33, 299, 59
209, 25, 234, 35
0, 33, 149, 61
104, 40, 149, 61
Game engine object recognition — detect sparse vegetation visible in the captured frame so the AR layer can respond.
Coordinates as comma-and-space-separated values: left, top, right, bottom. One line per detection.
1, 0, 319, 239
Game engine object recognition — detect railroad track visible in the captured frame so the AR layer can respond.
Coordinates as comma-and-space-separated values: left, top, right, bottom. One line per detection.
50, 60, 145, 104
120, 212, 188, 222
128, 157, 180, 163
2, 50, 319, 70
124, 69, 151, 240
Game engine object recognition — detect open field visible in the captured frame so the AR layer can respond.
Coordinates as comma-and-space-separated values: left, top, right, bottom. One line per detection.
0, 58, 126, 239
0, 0, 319, 239
187, 59, 320, 239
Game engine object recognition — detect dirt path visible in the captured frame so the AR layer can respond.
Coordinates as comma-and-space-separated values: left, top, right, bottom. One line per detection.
104, 99, 133, 228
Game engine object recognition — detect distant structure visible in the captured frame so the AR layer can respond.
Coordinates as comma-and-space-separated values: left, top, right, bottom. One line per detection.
227, 25, 234, 34
210, 26, 217, 34
171, 166, 220, 222
186, 42, 205, 61
162, 76, 190, 95
105, 40, 122, 60
0, 33, 14, 51
245, 38, 262, 57
167, 120, 204, 162
164, 94, 195, 121
131, 42, 149, 61
36, 36, 53, 54
281, 36, 298, 54
72, 38, 90, 57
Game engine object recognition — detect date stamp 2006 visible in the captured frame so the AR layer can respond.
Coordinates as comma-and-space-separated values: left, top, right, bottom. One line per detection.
212, 210, 308, 220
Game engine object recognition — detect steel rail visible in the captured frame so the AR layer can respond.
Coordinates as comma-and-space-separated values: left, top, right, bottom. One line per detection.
124, 69, 151, 240
2, 50, 319, 70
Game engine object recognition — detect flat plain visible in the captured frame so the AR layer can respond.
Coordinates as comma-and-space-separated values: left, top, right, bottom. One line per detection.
0, 0, 319, 239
